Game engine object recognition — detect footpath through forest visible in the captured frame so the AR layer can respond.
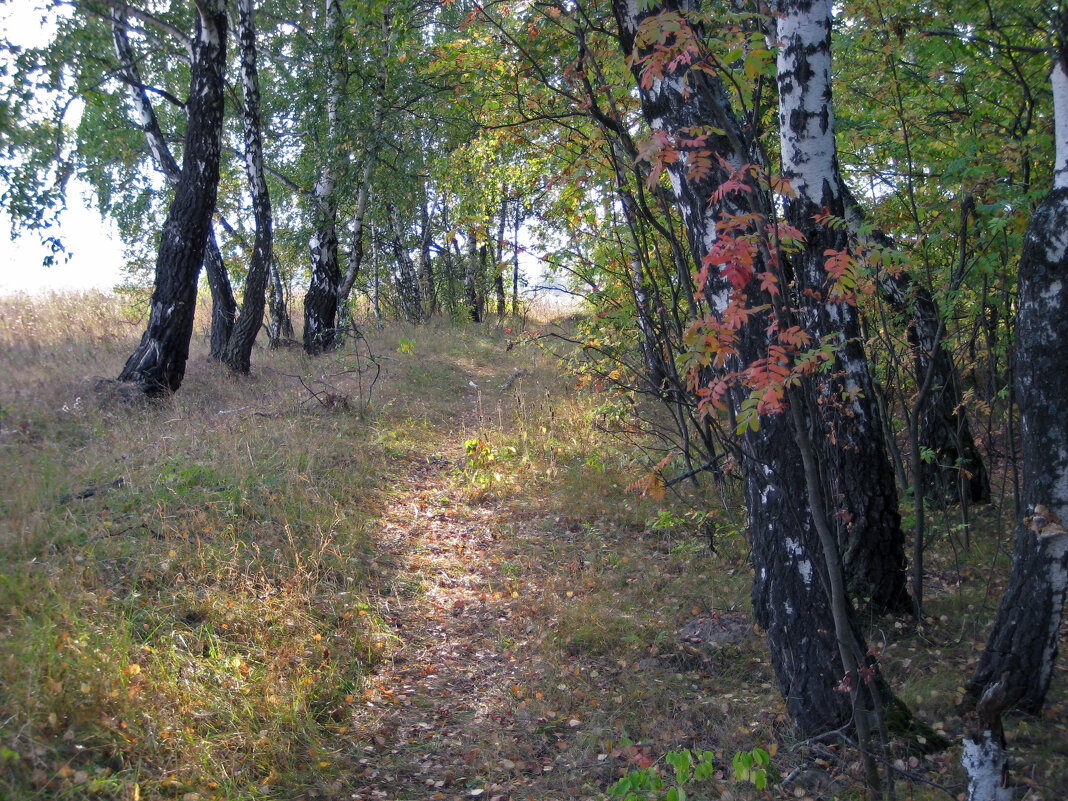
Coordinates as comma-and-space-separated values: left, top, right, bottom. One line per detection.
1, 300, 1066, 801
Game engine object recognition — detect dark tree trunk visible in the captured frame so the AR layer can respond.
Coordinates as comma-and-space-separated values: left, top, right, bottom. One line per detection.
775, 2, 909, 614
611, 0, 854, 734
117, 3, 228, 395
495, 201, 507, 317
221, 0, 272, 373
111, 8, 235, 361
745, 417, 855, 732
204, 229, 236, 359
417, 198, 436, 317
267, 256, 292, 346
387, 204, 424, 323
966, 184, 1068, 714
843, 187, 990, 505
464, 233, 481, 323
304, 205, 339, 353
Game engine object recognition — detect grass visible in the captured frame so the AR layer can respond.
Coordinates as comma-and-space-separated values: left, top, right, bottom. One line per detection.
0, 290, 1065, 800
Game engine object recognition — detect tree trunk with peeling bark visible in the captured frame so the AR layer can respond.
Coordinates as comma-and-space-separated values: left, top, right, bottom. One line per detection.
117, 2, 228, 395
775, 0, 909, 615
221, 0, 272, 373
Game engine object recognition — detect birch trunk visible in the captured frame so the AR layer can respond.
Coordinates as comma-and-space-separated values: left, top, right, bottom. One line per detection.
221, 0, 273, 373
337, 34, 389, 314
966, 57, 1068, 707
961, 46, 1068, 799
117, 2, 228, 394
775, 0, 909, 614
267, 256, 293, 346
464, 232, 481, 323
303, 0, 344, 354
387, 204, 424, 323
111, 8, 235, 360
612, 0, 852, 734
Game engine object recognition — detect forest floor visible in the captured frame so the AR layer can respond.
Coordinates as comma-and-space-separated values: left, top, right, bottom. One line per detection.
0, 291, 1065, 801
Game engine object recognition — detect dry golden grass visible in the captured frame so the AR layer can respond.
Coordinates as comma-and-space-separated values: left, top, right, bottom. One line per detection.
0, 291, 1064, 801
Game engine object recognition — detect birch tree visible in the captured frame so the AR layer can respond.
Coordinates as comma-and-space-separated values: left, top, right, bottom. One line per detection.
109, 7, 237, 361
965, 19, 1068, 720
774, 0, 909, 614
303, 0, 344, 354
118, 0, 229, 395
610, 0, 854, 734
220, 0, 273, 373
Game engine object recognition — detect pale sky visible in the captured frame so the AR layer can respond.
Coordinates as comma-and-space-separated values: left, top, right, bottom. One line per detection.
1, 1, 127, 296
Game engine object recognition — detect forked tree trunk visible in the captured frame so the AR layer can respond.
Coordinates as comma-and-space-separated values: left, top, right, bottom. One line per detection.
775, 0, 909, 614
204, 231, 237, 358
221, 0, 272, 373
612, 0, 853, 734
267, 256, 293, 346
118, 3, 228, 395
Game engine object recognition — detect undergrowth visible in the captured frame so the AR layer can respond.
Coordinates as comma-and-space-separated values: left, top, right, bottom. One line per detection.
0, 291, 1064, 801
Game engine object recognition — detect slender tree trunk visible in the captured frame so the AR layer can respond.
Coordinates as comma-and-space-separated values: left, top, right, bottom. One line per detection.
111, 8, 235, 359
118, 3, 228, 395
775, 0, 909, 614
464, 232, 481, 323
267, 256, 292, 346
337, 25, 388, 318
494, 197, 507, 317
417, 193, 436, 317
304, 0, 344, 354
221, 0, 272, 373
512, 201, 521, 313
843, 187, 990, 505
372, 226, 382, 322
387, 204, 424, 322
203, 230, 236, 358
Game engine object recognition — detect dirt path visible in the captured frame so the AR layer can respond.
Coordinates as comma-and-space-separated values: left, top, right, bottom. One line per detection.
344, 443, 578, 800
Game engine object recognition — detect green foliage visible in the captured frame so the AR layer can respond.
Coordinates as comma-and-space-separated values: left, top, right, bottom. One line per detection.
731, 746, 777, 790
608, 748, 718, 801
463, 437, 518, 487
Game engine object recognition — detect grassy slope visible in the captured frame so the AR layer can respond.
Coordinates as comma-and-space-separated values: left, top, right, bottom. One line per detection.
0, 292, 1064, 801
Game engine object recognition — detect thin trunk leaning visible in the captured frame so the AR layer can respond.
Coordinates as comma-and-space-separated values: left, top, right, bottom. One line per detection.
221, 0, 273, 373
